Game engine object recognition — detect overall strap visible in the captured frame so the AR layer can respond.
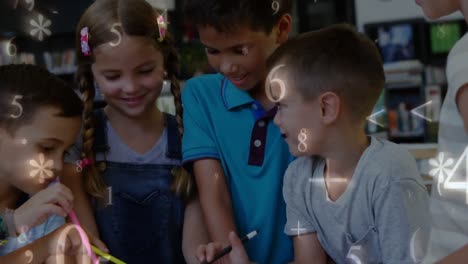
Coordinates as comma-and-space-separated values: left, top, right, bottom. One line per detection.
164, 113, 182, 160
92, 108, 110, 154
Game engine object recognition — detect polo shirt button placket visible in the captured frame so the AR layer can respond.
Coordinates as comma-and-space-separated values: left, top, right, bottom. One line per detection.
254, 139, 262, 147
258, 120, 265, 128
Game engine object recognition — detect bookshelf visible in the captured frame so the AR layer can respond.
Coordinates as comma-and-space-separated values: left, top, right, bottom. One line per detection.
364, 18, 466, 144
0, 0, 93, 82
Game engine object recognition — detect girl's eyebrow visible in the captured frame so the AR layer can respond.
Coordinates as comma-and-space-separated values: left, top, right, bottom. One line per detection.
99, 60, 157, 73
134, 60, 157, 68
100, 69, 120, 74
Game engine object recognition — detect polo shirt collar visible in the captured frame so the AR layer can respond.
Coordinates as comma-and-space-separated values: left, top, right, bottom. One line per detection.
221, 76, 254, 110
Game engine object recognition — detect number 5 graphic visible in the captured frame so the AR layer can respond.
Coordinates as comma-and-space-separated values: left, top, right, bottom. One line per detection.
109, 23, 122, 47
10, 95, 23, 119
346, 245, 363, 264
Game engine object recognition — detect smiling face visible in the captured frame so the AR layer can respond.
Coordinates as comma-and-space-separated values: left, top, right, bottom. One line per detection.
415, 0, 460, 19
272, 81, 325, 157
0, 107, 81, 194
91, 34, 165, 118
198, 23, 288, 91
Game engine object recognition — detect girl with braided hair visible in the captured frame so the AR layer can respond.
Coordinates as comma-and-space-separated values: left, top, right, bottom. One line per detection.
61, 0, 207, 263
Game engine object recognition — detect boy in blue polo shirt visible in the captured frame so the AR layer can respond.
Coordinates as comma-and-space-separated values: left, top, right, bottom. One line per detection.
182, 0, 294, 263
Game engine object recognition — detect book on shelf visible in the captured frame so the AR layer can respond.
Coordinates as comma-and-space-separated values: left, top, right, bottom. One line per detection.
43, 49, 77, 75
384, 60, 424, 87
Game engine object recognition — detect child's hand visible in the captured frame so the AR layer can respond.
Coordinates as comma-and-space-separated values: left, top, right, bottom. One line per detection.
196, 231, 250, 264
14, 183, 73, 233
83, 226, 109, 254
45, 223, 92, 263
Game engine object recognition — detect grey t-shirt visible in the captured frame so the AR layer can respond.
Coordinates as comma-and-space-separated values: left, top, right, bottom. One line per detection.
283, 137, 431, 263
65, 120, 180, 166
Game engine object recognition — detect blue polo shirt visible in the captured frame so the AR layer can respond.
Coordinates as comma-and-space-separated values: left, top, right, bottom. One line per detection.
182, 74, 294, 264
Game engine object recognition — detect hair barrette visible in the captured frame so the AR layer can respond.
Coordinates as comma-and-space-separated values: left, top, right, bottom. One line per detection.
80, 27, 91, 56
157, 15, 167, 42
80, 158, 94, 169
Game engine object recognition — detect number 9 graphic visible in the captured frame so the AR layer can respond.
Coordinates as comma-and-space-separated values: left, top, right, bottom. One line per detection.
271, 1, 280, 15
25, 250, 33, 263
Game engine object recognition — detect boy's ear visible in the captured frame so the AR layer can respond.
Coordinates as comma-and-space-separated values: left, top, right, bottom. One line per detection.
275, 14, 292, 44
319, 92, 340, 125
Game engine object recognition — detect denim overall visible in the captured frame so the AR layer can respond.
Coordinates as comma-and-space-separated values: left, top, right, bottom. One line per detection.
92, 109, 185, 264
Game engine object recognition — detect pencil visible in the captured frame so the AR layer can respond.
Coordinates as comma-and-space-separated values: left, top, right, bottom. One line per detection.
202, 230, 258, 264
92, 245, 126, 264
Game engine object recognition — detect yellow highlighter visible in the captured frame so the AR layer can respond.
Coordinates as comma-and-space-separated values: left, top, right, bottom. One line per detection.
91, 245, 126, 264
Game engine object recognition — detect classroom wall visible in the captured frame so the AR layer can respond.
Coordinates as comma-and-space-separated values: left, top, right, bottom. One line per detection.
355, 0, 464, 31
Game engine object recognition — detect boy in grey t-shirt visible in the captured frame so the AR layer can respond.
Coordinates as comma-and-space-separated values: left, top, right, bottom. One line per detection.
283, 138, 430, 263
268, 24, 431, 263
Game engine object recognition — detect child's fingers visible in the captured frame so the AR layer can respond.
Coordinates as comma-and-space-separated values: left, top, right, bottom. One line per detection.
51, 193, 73, 212
228, 231, 242, 248
46, 183, 73, 202
57, 183, 74, 204
44, 204, 68, 218
88, 232, 109, 253
64, 226, 83, 254
206, 242, 223, 262
76, 244, 92, 264
196, 245, 207, 262
45, 254, 75, 264
228, 231, 249, 264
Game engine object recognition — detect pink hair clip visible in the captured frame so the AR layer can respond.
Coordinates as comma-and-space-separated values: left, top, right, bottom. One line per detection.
80, 158, 94, 168
80, 27, 91, 56
157, 15, 167, 42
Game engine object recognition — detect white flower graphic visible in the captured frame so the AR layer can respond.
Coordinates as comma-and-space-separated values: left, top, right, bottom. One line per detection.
29, 153, 54, 183
429, 152, 454, 195
29, 14, 51, 41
